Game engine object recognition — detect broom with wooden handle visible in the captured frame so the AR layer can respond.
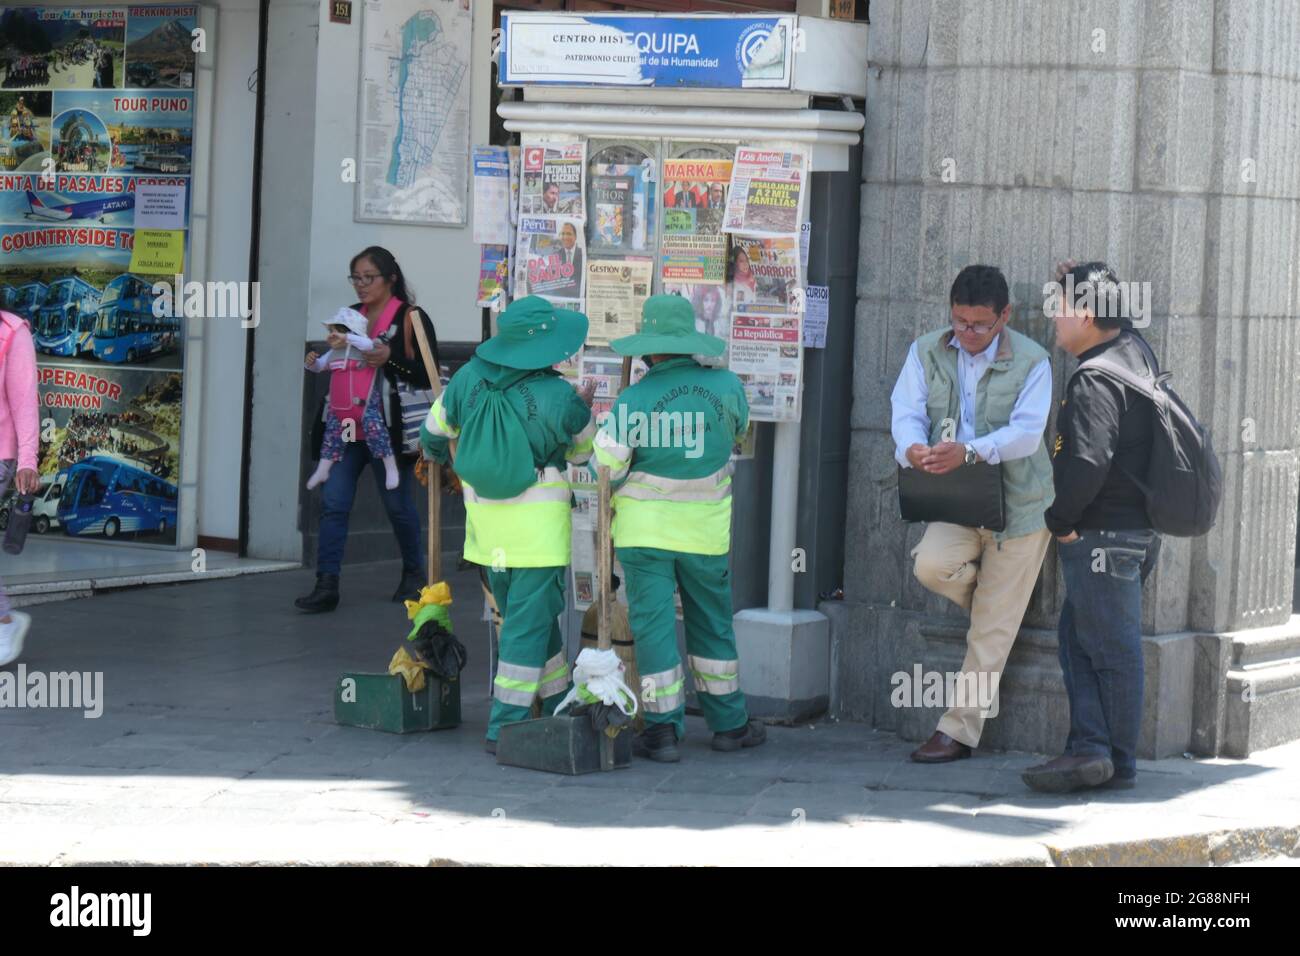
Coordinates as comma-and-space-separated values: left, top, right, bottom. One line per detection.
579, 355, 642, 729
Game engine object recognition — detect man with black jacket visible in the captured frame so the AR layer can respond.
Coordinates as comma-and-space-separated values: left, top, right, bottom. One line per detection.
1023, 262, 1160, 793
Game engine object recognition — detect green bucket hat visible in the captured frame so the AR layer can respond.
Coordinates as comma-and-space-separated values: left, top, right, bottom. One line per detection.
476, 295, 589, 370
611, 294, 724, 358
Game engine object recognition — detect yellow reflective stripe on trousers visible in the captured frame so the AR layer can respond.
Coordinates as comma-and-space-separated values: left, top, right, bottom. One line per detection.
423, 396, 459, 439
641, 665, 686, 713
495, 661, 542, 707
688, 655, 740, 695
610, 497, 732, 555
538, 652, 570, 698
617, 463, 733, 503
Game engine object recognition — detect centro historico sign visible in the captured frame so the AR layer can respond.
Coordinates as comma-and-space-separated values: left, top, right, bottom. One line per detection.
499, 12, 795, 89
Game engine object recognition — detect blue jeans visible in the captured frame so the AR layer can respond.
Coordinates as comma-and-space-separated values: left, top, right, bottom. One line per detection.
1056, 528, 1159, 778
315, 441, 424, 578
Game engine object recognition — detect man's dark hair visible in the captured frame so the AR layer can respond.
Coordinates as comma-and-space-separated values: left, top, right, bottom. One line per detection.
1062, 260, 1128, 329
950, 265, 1010, 315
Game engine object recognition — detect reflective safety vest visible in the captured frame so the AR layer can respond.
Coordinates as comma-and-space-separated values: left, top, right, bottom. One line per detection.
421, 357, 595, 568
593, 357, 749, 555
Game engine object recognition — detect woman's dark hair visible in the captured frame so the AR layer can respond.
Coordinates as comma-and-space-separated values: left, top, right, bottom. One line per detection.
1061, 260, 1127, 329
726, 243, 751, 283
949, 264, 1009, 314
350, 245, 414, 305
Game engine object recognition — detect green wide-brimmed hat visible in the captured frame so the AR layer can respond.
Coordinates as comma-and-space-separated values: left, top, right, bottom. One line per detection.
476, 295, 589, 370
611, 294, 724, 358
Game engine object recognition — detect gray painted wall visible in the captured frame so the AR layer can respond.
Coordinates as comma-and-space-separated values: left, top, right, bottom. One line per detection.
838, 0, 1300, 744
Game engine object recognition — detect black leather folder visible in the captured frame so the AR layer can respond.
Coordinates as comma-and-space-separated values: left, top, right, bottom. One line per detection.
898, 462, 1006, 531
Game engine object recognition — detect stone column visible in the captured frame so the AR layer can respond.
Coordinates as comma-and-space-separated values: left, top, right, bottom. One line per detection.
833, 0, 1300, 758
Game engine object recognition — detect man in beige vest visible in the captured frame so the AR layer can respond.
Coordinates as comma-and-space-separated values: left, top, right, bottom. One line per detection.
890, 265, 1055, 762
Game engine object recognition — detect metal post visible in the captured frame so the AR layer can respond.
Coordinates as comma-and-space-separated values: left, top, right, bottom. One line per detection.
767, 420, 801, 613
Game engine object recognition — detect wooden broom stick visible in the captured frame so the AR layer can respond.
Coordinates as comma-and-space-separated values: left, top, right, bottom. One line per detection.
410, 312, 448, 588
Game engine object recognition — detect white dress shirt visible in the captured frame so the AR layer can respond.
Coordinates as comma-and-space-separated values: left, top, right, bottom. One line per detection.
891, 333, 1052, 467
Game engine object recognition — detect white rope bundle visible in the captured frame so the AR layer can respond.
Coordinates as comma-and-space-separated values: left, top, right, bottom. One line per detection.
554, 647, 639, 718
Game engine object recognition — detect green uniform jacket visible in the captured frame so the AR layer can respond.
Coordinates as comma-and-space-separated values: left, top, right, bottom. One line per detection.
593, 357, 749, 555
421, 355, 595, 568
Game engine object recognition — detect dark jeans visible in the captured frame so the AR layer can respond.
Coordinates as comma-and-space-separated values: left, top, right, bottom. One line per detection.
315, 441, 424, 578
1056, 528, 1159, 779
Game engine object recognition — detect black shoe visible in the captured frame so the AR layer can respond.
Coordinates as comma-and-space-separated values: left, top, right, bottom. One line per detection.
633, 723, 680, 763
392, 569, 425, 604
712, 719, 767, 752
484, 738, 497, 755
294, 573, 339, 613
1100, 773, 1137, 790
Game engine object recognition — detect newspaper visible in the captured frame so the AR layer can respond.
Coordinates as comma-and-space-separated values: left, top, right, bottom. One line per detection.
589, 162, 653, 254
476, 244, 510, 308
803, 284, 829, 349
472, 145, 512, 245
518, 215, 585, 303
722, 146, 807, 237
663, 281, 731, 367
731, 235, 800, 315
659, 157, 731, 287
578, 346, 626, 400
729, 311, 804, 422
584, 258, 652, 346
520, 139, 586, 218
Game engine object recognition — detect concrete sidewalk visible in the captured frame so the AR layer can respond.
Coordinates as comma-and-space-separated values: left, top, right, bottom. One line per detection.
1, 560, 1298, 866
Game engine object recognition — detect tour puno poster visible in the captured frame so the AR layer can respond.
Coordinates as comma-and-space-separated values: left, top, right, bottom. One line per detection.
356, 0, 472, 225
722, 146, 806, 237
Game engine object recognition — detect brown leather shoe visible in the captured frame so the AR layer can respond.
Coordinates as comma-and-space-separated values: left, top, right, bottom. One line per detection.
910, 731, 972, 763
1021, 754, 1114, 793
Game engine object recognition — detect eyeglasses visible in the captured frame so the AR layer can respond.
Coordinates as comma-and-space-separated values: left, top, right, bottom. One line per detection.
950, 317, 1002, 335
348, 273, 382, 287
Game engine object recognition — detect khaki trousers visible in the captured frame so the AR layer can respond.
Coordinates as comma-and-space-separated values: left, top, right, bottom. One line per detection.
911, 522, 1051, 748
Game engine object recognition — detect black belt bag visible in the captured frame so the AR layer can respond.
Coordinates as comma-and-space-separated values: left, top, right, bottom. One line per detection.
898, 462, 1007, 532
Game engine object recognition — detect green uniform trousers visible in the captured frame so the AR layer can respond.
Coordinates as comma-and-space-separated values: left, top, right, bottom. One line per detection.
616, 546, 748, 739
485, 566, 572, 741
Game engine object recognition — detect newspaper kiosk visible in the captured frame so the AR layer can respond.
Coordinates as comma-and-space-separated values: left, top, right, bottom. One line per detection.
494, 11, 867, 720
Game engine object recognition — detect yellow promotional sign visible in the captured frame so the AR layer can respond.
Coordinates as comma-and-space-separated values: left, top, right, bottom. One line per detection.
129, 229, 186, 276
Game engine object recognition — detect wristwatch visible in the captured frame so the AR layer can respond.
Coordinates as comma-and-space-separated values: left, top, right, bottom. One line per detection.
963, 443, 978, 466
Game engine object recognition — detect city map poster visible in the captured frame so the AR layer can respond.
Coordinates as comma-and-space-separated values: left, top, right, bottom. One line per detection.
356, 0, 472, 226
32, 364, 181, 544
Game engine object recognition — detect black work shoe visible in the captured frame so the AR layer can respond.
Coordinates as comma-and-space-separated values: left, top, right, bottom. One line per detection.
712, 719, 767, 752
294, 573, 339, 613
484, 738, 497, 755
1021, 754, 1114, 793
392, 569, 425, 603
633, 723, 680, 763
1099, 774, 1137, 791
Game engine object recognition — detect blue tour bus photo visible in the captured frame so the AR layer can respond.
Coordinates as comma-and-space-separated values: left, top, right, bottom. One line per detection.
56, 455, 178, 539
34, 275, 103, 357
12, 280, 48, 323
0, 285, 17, 310
93, 272, 178, 364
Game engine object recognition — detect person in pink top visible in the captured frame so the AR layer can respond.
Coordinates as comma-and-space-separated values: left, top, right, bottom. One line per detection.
0, 308, 39, 665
